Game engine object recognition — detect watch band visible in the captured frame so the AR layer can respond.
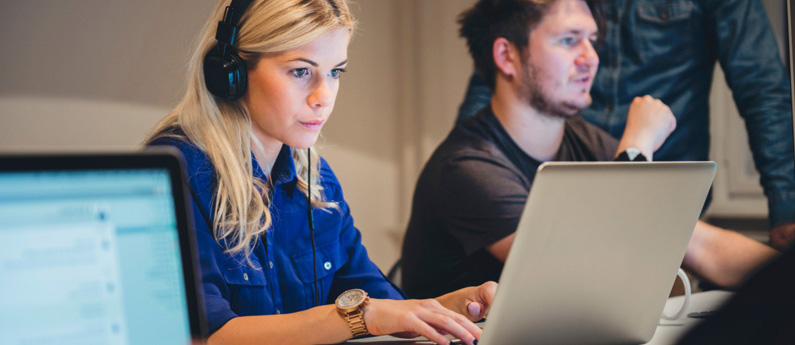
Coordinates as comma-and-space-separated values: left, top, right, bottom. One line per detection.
616, 148, 648, 162
343, 306, 369, 337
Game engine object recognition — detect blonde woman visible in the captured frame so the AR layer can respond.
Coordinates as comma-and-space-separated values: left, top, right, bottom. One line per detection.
147, 0, 494, 344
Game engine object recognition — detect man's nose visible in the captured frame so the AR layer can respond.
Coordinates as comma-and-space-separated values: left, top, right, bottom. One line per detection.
577, 40, 599, 69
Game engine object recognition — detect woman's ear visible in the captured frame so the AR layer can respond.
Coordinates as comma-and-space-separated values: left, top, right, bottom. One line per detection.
493, 37, 520, 79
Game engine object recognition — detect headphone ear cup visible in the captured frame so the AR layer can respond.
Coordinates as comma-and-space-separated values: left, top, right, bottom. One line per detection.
203, 47, 248, 101
228, 53, 248, 100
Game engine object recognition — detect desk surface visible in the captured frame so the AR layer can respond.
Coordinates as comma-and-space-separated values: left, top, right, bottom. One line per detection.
345, 291, 733, 345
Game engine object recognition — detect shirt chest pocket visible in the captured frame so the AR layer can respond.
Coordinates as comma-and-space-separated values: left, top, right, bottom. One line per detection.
634, 1, 695, 64
291, 241, 348, 308
222, 257, 270, 316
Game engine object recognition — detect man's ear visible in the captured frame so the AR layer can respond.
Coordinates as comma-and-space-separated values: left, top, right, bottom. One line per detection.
493, 37, 520, 79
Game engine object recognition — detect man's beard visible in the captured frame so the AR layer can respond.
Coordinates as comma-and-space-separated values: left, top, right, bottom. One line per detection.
518, 60, 590, 119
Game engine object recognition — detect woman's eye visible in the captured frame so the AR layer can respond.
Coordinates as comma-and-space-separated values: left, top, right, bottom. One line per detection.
561, 37, 577, 46
292, 68, 309, 78
329, 68, 346, 78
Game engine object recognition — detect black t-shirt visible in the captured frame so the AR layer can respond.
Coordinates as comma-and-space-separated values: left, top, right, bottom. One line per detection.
401, 106, 619, 298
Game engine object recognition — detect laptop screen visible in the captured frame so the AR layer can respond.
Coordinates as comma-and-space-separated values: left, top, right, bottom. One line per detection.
0, 158, 199, 345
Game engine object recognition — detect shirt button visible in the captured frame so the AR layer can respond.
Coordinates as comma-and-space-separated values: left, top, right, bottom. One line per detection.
606, 103, 615, 111
610, 59, 618, 69
243, 273, 249, 281
276, 309, 281, 314
269, 261, 274, 269
324, 261, 332, 270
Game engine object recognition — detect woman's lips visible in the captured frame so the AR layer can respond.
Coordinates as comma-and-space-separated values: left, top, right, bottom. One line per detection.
299, 119, 325, 131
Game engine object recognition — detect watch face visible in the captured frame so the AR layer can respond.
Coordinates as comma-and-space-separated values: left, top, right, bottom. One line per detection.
337, 289, 366, 309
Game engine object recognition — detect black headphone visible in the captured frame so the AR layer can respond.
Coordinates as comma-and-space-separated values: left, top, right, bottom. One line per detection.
204, 0, 254, 101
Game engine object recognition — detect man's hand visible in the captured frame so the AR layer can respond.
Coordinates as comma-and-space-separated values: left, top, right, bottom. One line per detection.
428, 280, 498, 330
616, 95, 676, 160
770, 223, 795, 251
458, 281, 498, 321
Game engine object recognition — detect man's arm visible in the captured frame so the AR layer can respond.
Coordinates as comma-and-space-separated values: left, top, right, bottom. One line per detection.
683, 220, 779, 288
485, 233, 515, 262
615, 95, 677, 160
710, 0, 795, 242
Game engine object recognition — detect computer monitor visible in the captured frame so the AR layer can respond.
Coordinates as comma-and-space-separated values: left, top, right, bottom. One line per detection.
0, 151, 206, 345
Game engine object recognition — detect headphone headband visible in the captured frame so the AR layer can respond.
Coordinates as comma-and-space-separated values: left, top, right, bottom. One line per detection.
215, 0, 253, 52
204, 0, 255, 101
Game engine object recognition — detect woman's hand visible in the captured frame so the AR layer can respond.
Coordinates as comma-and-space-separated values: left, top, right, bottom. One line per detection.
617, 95, 677, 160
209, 282, 498, 345
363, 289, 492, 345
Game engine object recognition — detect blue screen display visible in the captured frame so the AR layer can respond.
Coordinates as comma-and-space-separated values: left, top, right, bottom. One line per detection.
0, 169, 191, 345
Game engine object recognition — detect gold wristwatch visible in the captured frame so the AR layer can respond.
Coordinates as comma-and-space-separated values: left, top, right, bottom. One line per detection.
335, 289, 370, 337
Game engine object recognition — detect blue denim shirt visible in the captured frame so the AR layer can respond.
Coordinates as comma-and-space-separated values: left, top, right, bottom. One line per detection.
150, 135, 404, 334
458, 0, 795, 226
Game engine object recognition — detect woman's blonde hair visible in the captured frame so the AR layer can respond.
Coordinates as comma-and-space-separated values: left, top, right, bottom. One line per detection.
146, 0, 354, 264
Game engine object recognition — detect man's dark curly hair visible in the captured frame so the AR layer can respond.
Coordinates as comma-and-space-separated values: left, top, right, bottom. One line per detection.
458, 0, 605, 91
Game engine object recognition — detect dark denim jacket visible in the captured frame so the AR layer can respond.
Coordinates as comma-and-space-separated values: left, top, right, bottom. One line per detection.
458, 0, 795, 226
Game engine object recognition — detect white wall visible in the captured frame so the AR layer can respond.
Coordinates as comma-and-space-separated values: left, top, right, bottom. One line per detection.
0, 0, 476, 271
0, 0, 214, 151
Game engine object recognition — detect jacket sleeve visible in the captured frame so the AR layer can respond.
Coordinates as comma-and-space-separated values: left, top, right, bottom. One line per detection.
709, 0, 795, 226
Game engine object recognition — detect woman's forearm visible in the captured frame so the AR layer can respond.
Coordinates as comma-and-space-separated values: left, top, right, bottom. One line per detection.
208, 305, 350, 345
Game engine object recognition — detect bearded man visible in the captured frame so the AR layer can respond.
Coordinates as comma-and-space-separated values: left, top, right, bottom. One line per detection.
401, 0, 776, 299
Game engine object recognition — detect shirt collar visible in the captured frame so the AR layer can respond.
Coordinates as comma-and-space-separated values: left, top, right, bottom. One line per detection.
252, 144, 298, 188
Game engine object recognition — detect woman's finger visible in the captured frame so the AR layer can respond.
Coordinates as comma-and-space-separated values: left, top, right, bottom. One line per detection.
420, 311, 478, 345
445, 309, 482, 341
426, 298, 482, 341
407, 314, 453, 345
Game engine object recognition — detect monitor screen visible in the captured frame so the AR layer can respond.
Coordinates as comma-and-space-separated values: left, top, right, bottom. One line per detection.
0, 168, 193, 345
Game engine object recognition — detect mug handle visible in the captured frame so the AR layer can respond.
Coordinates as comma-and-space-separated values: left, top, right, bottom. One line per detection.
660, 268, 691, 321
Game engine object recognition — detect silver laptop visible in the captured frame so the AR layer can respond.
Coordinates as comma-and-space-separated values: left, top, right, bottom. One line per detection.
480, 161, 716, 345
0, 150, 207, 345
